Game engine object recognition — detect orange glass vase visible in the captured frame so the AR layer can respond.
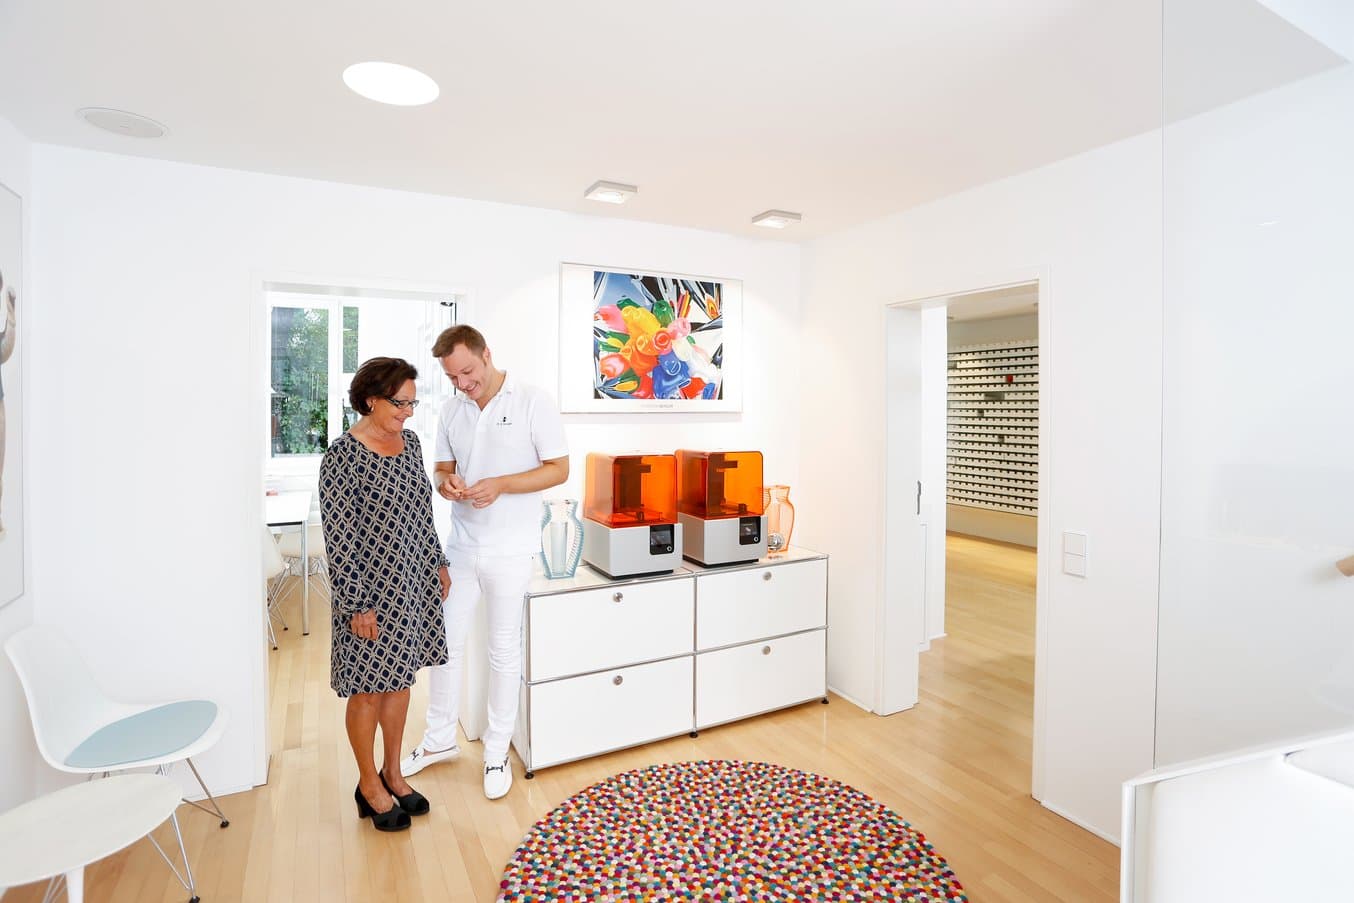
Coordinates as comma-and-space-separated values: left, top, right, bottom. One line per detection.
764, 484, 795, 555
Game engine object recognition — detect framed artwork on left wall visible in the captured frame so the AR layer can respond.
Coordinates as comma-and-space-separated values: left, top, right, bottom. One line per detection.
558, 262, 743, 413
0, 180, 22, 609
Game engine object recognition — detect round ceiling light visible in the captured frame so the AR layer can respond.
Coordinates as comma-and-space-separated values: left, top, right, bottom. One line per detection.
342, 62, 439, 106
78, 107, 167, 139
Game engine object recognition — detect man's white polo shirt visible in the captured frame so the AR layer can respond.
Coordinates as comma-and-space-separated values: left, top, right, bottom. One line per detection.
434, 373, 569, 557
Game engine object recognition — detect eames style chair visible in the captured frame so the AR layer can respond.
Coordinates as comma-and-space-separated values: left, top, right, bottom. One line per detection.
263, 526, 290, 649
4, 625, 231, 830
276, 521, 329, 603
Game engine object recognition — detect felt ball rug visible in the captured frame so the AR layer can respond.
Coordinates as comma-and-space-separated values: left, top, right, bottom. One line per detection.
496, 759, 967, 902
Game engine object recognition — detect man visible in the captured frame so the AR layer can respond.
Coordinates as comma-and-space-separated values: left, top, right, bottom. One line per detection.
0, 274, 15, 541
401, 324, 568, 799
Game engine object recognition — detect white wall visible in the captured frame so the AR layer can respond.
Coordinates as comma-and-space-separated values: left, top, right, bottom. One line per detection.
0, 113, 38, 812
800, 133, 1162, 839
27, 145, 802, 798
1156, 63, 1354, 763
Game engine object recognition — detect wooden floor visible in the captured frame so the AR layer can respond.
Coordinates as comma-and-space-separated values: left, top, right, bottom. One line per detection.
4, 534, 1118, 902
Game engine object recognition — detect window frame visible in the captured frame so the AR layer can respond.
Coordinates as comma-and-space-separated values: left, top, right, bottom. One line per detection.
263, 280, 461, 477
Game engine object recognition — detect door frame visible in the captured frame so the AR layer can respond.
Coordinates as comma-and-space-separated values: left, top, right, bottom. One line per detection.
879, 267, 1052, 802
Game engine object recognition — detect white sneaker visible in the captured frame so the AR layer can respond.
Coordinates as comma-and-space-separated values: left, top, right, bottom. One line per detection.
400, 743, 459, 777
483, 757, 512, 800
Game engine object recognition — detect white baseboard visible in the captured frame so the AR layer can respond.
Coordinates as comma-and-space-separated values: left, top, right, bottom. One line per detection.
917, 632, 948, 652
826, 685, 872, 712
1039, 798, 1121, 846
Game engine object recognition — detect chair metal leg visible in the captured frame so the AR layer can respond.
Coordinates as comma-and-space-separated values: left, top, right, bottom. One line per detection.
182, 756, 230, 828
40, 874, 64, 903
267, 612, 278, 650
147, 809, 199, 902
63, 868, 83, 903
307, 573, 330, 602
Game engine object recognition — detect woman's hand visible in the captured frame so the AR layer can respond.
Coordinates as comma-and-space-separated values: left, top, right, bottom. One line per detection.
438, 566, 451, 601
350, 610, 378, 641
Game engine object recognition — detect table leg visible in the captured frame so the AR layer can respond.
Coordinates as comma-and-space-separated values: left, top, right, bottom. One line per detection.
64, 867, 84, 903
301, 523, 310, 635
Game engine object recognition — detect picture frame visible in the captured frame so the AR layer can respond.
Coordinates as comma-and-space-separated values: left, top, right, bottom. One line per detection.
0, 179, 24, 609
558, 262, 742, 413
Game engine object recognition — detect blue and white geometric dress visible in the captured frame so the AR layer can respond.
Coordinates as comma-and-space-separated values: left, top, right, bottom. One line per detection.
319, 430, 449, 697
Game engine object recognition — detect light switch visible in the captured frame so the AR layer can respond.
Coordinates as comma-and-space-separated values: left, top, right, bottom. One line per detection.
1063, 531, 1087, 557
1063, 552, 1087, 578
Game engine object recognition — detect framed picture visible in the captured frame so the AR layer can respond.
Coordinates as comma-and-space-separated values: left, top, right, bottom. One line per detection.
558, 263, 742, 413
0, 180, 23, 609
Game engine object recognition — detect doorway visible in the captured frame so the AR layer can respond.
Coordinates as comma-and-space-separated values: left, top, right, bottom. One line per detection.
882, 278, 1046, 800
254, 277, 462, 783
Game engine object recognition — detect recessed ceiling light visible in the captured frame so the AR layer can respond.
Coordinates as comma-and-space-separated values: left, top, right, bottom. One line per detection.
751, 209, 802, 229
78, 107, 167, 139
584, 180, 637, 204
342, 62, 439, 106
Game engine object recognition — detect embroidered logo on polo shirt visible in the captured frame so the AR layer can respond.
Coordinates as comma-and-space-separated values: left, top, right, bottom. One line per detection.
497, 414, 513, 426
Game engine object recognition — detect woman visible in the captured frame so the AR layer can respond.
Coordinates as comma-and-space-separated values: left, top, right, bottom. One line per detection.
320, 357, 450, 832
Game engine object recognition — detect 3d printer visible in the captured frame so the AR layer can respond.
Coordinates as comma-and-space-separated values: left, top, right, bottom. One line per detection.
675, 449, 767, 566
581, 452, 683, 578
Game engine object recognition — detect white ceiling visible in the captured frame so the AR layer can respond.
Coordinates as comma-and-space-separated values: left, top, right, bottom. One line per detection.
0, 0, 1340, 240
947, 284, 1039, 322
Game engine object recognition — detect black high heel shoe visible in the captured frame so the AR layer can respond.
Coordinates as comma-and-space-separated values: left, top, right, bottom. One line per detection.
354, 785, 411, 832
381, 768, 431, 816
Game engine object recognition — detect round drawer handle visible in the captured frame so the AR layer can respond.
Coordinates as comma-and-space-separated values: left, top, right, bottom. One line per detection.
762, 645, 772, 655
613, 675, 624, 686
613, 592, 624, 603
762, 571, 773, 582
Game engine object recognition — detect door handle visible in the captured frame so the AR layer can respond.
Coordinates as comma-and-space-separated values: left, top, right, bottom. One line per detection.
915, 480, 922, 516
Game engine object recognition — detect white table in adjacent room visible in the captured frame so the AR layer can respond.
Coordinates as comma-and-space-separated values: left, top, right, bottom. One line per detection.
0, 773, 192, 902
265, 489, 312, 634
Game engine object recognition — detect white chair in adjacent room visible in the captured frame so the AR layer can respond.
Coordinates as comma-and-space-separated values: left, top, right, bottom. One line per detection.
263, 526, 290, 649
276, 520, 329, 603
4, 626, 232, 836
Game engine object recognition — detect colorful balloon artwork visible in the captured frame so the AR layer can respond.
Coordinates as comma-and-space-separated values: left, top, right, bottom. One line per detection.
592, 270, 724, 402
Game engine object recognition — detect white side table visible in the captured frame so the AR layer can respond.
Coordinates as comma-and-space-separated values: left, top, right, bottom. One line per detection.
0, 773, 197, 902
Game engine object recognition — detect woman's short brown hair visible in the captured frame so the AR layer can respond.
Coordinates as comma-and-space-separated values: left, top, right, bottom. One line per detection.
349, 357, 418, 416
431, 324, 487, 359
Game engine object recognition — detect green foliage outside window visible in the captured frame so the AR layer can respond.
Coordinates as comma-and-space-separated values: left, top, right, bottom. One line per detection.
343, 306, 359, 373
271, 307, 329, 454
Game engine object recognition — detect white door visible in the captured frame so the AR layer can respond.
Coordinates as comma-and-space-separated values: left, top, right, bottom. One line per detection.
879, 304, 930, 714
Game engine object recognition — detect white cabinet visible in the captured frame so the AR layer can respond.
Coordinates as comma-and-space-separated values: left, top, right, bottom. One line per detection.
695, 630, 827, 729
526, 657, 694, 770
690, 548, 828, 730
695, 557, 828, 649
528, 578, 693, 682
512, 547, 828, 776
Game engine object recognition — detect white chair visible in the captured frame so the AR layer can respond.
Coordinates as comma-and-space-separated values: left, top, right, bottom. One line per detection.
0, 773, 195, 903
4, 626, 231, 838
263, 527, 290, 649
276, 521, 329, 603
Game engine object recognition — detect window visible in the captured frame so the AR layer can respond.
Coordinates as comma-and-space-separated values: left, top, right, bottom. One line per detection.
265, 282, 459, 462
271, 304, 332, 455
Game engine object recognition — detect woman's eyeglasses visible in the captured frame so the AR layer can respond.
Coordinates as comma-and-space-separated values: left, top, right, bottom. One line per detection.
384, 397, 420, 410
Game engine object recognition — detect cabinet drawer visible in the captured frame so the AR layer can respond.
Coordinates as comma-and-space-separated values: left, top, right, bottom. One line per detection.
525, 656, 693, 769
528, 577, 693, 681
695, 629, 825, 729
695, 558, 826, 650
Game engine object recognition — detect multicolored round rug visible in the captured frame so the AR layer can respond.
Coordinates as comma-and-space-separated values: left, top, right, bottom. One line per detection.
497, 760, 967, 902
